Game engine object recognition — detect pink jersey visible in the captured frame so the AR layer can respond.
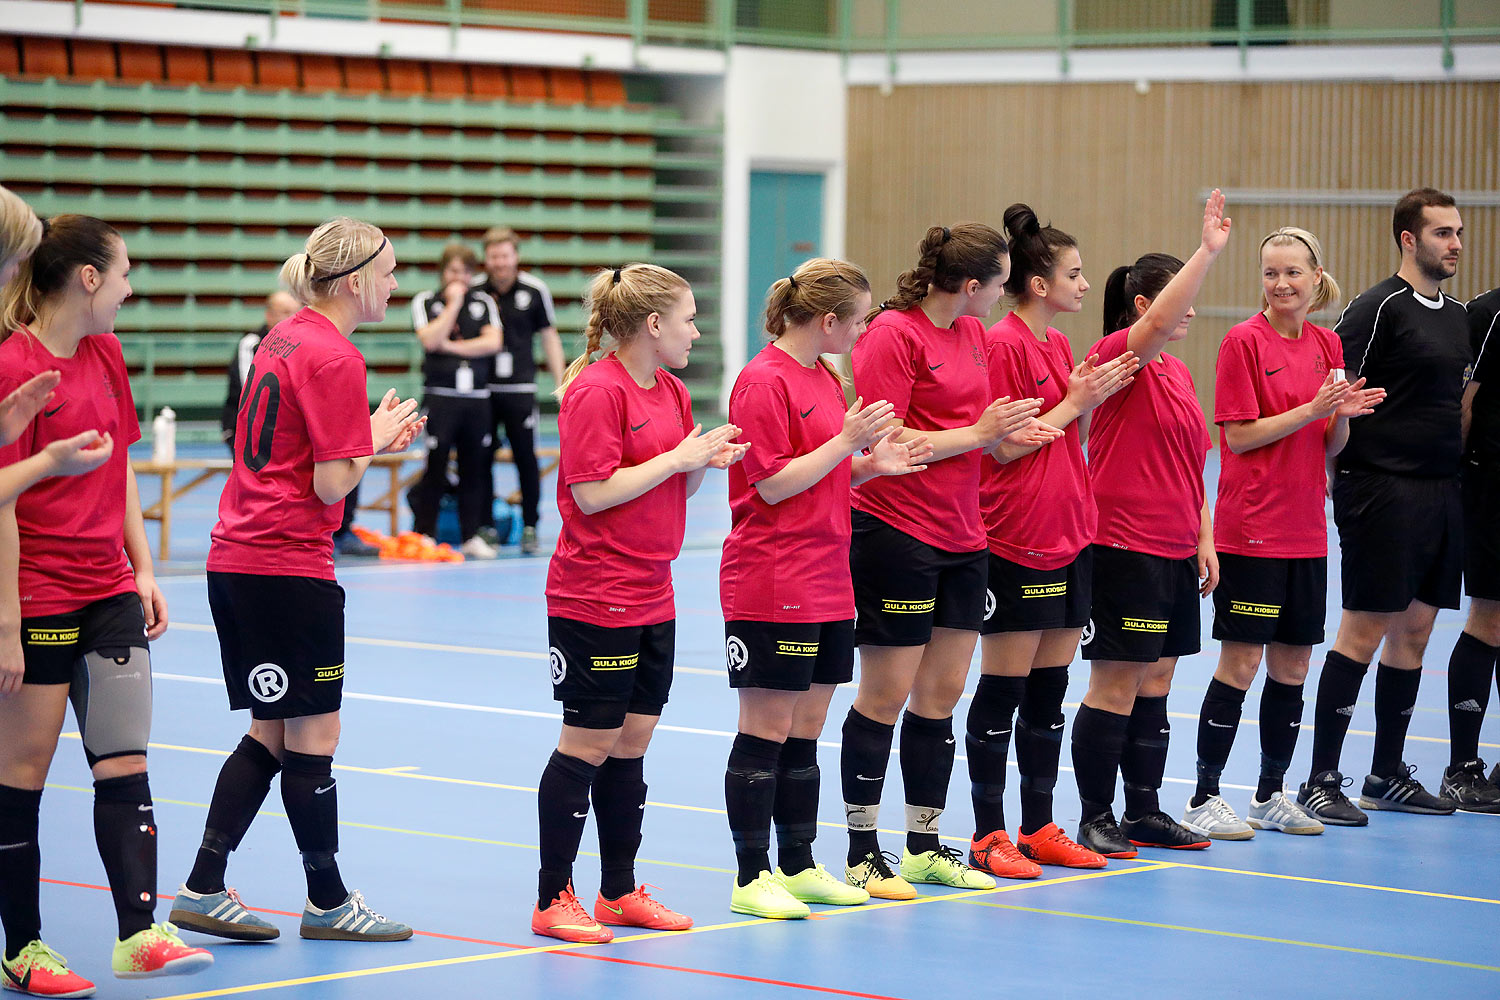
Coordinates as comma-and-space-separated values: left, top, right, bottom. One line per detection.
546, 354, 694, 627
721, 345, 854, 622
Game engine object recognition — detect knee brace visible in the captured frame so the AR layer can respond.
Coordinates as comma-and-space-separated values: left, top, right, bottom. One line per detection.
71, 646, 153, 767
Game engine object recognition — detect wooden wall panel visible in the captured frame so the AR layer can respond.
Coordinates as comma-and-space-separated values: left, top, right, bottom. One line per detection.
846, 80, 1500, 414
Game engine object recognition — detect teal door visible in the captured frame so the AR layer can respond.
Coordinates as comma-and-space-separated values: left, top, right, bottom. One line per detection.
747, 170, 824, 362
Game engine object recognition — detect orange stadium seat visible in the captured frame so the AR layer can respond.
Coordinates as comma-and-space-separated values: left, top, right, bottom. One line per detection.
587, 72, 627, 105
300, 53, 342, 91
163, 45, 211, 85
117, 42, 165, 83
467, 64, 509, 98
385, 60, 427, 96
0, 37, 19, 76
342, 56, 383, 94
254, 50, 299, 89
510, 66, 548, 100
209, 49, 255, 87
68, 39, 117, 80
549, 68, 587, 102
428, 61, 468, 98
21, 36, 70, 77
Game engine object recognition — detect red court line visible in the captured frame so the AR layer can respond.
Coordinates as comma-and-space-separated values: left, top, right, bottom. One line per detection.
41, 879, 909, 999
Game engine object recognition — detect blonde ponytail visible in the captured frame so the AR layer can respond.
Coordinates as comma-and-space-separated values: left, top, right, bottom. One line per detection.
763, 257, 870, 385
555, 263, 690, 398
280, 217, 388, 314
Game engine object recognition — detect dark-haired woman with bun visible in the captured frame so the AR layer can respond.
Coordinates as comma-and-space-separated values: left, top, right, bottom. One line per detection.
839, 224, 1053, 899
720, 258, 932, 919
0, 214, 212, 995
966, 206, 1137, 880
1070, 191, 1232, 858
1182, 227, 1383, 841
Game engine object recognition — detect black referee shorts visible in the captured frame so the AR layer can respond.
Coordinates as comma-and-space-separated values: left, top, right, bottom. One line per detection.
1463, 456, 1500, 601
1082, 545, 1201, 663
1211, 553, 1327, 647
1332, 468, 1463, 612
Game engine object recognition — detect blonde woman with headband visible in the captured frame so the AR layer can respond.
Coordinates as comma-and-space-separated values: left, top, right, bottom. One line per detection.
719, 259, 933, 919
0, 214, 213, 994
535, 264, 746, 943
170, 217, 424, 946
1183, 226, 1384, 841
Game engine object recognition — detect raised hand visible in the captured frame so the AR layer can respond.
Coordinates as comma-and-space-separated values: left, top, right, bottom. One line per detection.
1201, 188, 1232, 257
443, 279, 468, 306
1305, 371, 1354, 419
867, 426, 930, 477
370, 389, 423, 454
0, 370, 62, 446
837, 396, 898, 454
1003, 417, 1065, 448
671, 422, 742, 473
975, 396, 1044, 447
42, 429, 114, 477
1333, 377, 1385, 419
1066, 352, 1138, 412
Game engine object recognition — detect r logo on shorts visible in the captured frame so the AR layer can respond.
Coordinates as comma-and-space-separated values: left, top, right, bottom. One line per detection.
1081, 619, 1095, 645
549, 646, 567, 686
248, 663, 289, 703
726, 636, 750, 672
984, 590, 996, 622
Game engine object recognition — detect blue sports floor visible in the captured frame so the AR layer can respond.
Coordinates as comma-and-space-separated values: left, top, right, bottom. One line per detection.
27, 443, 1500, 998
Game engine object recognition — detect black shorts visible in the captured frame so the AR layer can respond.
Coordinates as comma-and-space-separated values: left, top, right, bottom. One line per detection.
724, 619, 855, 691
1332, 468, 1463, 612
21, 592, 147, 685
1211, 553, 1327, 646
980, 549, 1092, 635
548, 616, 675, 729
208, 572, 346, 721
1081, 545, 1201, 663
1463, 456, 1500, 601
850, 510, 987, 647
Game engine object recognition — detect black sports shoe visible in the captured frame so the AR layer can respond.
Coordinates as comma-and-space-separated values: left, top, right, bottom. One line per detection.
1120, 810, 1210, 850
1359, 763, 1456, 814
1077, 811, 1138, 859
1439, 760, 1500, 814
1296, 770, 1368, 827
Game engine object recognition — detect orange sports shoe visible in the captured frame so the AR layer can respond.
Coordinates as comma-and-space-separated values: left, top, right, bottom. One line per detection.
968, 830, 1041, 880
594, 886, 693, 931
1018, 822, 1107, 869
2, 940, 97, 998
110, 923, 212, 979
531, 886, 613, 944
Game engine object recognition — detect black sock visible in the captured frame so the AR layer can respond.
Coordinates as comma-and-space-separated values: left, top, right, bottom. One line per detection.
965, 674, 1023, 838
1193, 678, 1247, 806
594, 755, 648, 900
1257, 678, 1304, 800
1071, 704, 1129, 819
725, 734, 781, 888
899, 711, 954, 855
0, 784, 42, 960
1371, 664, 1422, 779
1448, 632, 1499, 766
1309, 650, 1368, 778
537, 750, 597, 907
774, 737, 820, 877
1015, 665, 1068, 836
187, 735, 282, 895
280, 750, 348, 911
93, 773, 157, 939
1121, 696, 1169, 819
841, 708, 894, 865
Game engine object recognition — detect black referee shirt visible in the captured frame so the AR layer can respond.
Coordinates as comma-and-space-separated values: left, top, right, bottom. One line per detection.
1467, 286, 1500, 462
474, 271, 556, 390
1335, 274, 1473, 478
411, 286, 499, 394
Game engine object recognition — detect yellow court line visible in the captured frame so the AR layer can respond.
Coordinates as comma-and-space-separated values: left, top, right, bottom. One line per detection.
1153, 859, 1500, 906
147, 863, 1170, 1000
956, 899, 1500, 973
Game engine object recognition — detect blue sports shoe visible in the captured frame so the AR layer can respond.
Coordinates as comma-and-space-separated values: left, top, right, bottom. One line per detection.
300, 890, 413, 941
169, 885, 280, 941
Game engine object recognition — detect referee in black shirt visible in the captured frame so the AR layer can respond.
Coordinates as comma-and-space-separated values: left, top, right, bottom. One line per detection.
1440, 285, 1500, 811
475, 226, 564, 556
1298, 188, 1471, 824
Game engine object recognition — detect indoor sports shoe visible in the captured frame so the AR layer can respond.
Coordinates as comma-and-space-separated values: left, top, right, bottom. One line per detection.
1120, 811, 1210, 850
110, 923, 213, 979
594, 886, 693, 930
532, 886, 612, 943
300, 890, 413, 941
459, 534, 499, 560
900, 846, 996, 889
730, 872, 810, 919
1076, 811, 1138, 859
775, 865, 870, 905
169, 885, 280, 941
845, 850, 917, 900
1246, 790, 1324, 835
1359, 763, 1456, 815
969, 829, 1040, 879
1017, 823, 1107, 869
2, 940, 96, 998
1181, 794, 1255, 841
520, 526, 541, 555
1440, 759, 1500, 814
1296, 770, 1368, 826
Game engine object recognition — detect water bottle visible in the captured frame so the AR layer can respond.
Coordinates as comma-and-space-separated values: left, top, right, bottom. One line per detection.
151, 406, 176, 464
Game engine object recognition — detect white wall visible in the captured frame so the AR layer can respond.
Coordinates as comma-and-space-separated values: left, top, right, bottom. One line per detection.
720, 46, 848, 411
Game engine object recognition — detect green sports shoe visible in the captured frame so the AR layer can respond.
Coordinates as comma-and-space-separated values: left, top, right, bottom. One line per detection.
111, 922, 213, 979
775, 864, 870, 906
900, 845, 996, 889
729, 871, 810, 919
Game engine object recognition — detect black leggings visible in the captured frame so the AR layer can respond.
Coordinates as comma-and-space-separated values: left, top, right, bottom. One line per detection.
409, 394, 493, 541
491, 390, 540, 528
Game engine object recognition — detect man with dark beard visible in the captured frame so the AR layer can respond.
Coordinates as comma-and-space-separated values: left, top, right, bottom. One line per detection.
1298, 188, 1471, 825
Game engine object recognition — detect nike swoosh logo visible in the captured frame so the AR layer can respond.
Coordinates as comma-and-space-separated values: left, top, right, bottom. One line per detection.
43, 403, 65, 417
599, 901, 624, 915
314, 783, 336, 795
3, 963, 30, 992
928, 363, 944, 371
800, 406, 816, 418
1158, 728, 1171, 734
1290, 721, 1302, 728
630, 420, 650, 432
1049, 723, 1065, 730
572, 811, 588, 818
1036, 376, 1049, 385
855, 774, 882, 781
985, 729, 1011, 736
138, 804, 153, 812
1206, 720, 1233, 728
1265, 366, 1286, 376
0, 841, 31, 851
944, 738, 955, 744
